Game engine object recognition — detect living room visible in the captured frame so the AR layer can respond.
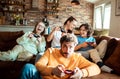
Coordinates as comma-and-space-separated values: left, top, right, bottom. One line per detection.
0, 0, 120, 79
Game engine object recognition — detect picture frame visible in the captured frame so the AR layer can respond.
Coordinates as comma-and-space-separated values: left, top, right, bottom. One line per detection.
115, 0, 120, 16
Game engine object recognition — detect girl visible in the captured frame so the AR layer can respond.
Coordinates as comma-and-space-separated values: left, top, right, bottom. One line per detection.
0, 21, 46, 61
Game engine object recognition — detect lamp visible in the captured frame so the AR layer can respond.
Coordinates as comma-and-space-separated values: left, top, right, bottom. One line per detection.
71, 0, 80, 5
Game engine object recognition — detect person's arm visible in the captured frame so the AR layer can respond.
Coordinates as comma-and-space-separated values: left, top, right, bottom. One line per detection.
16, 32, 32, 44
74, 42, 88, 51
35, 48, 54, 76
37, 36, 46, 53
78, 56, 101, 77
81, 63, 100, 77
86, 37, 97, 48
47, 27, 60, 42
75, 36, 97, 51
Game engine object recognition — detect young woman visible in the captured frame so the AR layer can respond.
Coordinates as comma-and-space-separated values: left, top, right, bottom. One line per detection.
75, 23, 114, 73
47, 16, 77, 48
0, 21, 46, 61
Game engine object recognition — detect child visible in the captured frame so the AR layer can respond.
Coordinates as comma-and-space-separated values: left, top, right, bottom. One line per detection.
75, 23, 114, 73
0, 21, 46, 61
75, 23, 96, 58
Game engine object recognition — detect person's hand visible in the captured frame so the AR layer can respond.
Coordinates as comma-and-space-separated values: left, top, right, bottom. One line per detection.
70, 67, 83, 79
52, 26, 60, 32
51, 65, 65, 78
28, 33, 34, 38
86, 42, 97, 47
61, 32, 67, 36
37, 36, 41, 43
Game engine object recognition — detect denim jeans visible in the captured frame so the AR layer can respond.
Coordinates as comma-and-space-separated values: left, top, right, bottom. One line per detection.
19, 63, 42, 79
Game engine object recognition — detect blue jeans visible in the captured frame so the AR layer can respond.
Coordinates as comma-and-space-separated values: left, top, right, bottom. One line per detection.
19, 63, 42, 79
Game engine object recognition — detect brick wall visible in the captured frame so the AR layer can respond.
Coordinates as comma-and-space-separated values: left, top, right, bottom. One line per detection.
25, 0, 94, 29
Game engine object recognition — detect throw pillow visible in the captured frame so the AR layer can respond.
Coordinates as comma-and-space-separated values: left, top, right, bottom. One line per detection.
105, 41, 120, 75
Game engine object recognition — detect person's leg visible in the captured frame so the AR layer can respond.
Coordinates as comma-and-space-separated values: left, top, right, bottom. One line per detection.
17, 50, 33, 61
88, 49, 113, 73
35, 52, 43, 63
0, 45, 23, 61
76, 51, 89, 59
88, 49, 102, 63
19, 63, 42, 79
95, 40, 107, 58
96, 61, 113, 73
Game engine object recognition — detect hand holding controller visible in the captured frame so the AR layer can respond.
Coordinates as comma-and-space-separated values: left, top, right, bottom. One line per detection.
33, 34, 40, 38
86, 42, 94, 45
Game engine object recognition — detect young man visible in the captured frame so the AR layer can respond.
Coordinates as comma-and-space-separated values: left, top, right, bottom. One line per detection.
19, 34, 100, 79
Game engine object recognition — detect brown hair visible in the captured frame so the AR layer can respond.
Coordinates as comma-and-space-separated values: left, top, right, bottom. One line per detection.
79, 23, 93, 37
64, 16, 77, 25
60, 34, 78, 46
32, 22, 45, 36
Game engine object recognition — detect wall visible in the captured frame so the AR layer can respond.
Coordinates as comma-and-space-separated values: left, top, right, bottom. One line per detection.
95, 0, 120, 38
25, 0, 94, 29
0, 25, 34, 32
109, 0, 120, 37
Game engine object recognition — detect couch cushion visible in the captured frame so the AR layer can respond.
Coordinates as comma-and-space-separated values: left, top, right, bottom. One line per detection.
99, 36, 113, 42
105, 40, 120, 75
0, 31, 24, 51
103, 38, 118, 61
94, 36, 100, 45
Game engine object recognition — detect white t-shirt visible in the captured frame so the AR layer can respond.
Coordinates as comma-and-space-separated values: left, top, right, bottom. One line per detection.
51, 31, 62, 48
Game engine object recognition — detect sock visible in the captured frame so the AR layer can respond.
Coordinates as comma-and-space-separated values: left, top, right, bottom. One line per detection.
97, 62, 113, 73
97, 62, 104, 67
101, 65, 113, 73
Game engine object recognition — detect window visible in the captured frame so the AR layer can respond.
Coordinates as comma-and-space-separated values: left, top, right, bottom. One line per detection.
94, 3, 111, 30
103, 4, 111, 29
94, 6, 102, 29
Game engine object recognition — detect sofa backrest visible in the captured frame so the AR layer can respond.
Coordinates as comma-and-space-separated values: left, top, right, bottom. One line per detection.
0, 31, 24, 51
95, 36, 119, 62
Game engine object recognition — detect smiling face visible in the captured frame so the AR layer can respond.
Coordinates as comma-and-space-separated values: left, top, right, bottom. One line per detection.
66, 20, 77, 32
79, 26, 88, 38
35, 22, 45, 35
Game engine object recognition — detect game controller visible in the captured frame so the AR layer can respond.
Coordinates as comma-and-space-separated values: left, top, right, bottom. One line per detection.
33, 34, 40, 38
60, 27, 66, 33
64, 70, 74, 75
86, 42, 94, 45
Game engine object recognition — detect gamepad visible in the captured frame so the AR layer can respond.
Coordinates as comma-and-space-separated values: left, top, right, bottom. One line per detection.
86, 42, 94, 45
64, 70, 74, 75
60, 27, 66, 33
33, 34, 40, 38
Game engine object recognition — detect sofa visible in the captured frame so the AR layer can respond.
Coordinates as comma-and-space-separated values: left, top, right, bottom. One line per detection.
0, 30, 120, 79
0, 30, 36, 79
83, 35, 120, 79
